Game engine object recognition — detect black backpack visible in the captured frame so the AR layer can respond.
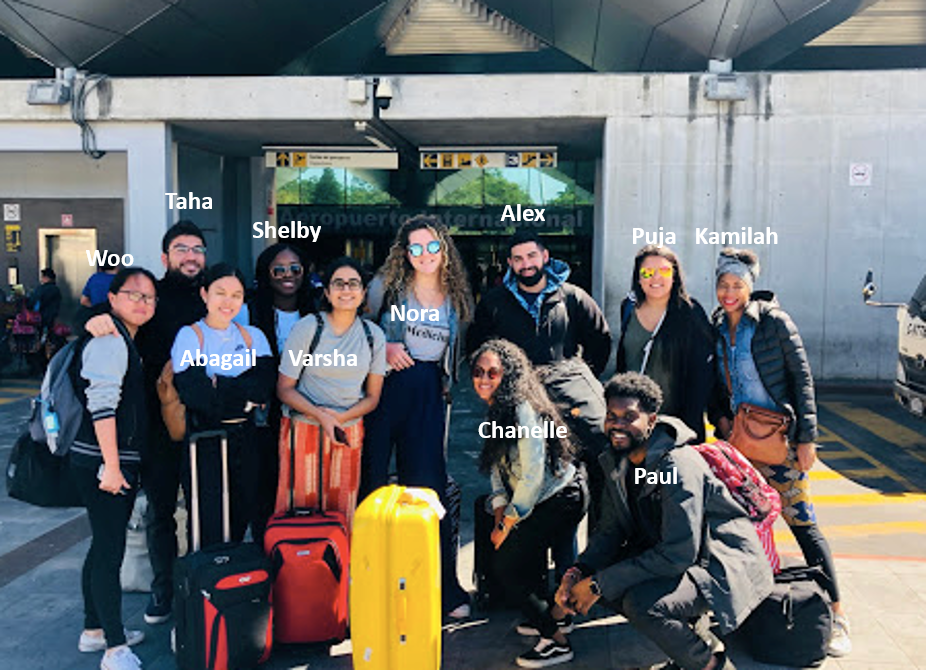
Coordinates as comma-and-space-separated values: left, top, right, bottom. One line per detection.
736, 565, 833, 667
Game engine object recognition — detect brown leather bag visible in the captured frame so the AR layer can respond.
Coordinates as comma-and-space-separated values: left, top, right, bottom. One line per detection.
722, 343, 791, 465
156, 323, 252, 441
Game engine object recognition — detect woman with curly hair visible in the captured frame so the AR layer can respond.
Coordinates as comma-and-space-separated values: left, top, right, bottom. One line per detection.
616, 245, 713, 442
472, 339, 586, 668
247, 243, 317, 544
361, 214, 474, 618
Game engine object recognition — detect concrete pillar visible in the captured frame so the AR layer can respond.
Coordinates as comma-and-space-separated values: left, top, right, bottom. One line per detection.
125, 123, 173, 273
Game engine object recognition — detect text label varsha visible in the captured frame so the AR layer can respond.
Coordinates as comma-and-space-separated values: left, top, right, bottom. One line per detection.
180, 349, 255, 371
478, 421, 568, 439
288, 349, 357, 367
632, 227, 779, 245
253, 221, 321, 241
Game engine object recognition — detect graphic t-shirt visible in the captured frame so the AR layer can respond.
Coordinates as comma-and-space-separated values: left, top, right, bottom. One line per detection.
404, 293, 450, 362
278, 313, 387, 411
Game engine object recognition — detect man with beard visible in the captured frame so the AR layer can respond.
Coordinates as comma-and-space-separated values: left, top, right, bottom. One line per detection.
467, 230, 611, 574
86, 220, 208, 625
531, 373, 772, 670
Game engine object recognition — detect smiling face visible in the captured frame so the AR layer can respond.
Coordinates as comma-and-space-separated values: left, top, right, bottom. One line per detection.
201, 275, 244, 328
472, 351, 503, 404
604, 396, 656, 454
162, 234, 206, 278
508, 241, 549, 287
269, 248, 304, 298
407, 227, 443, 277
716, 272, 750, 316
638, 254, 674, 303
109, 273, 157, 329
324, 265, 365, 314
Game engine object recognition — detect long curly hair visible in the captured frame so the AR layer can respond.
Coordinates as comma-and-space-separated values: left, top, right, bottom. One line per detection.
473, 339, 575, 475
378, 215, 473, 322
253, 243, 316, 359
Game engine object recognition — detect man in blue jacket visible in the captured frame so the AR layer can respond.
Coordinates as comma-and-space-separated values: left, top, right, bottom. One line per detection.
520, 372, 772, 670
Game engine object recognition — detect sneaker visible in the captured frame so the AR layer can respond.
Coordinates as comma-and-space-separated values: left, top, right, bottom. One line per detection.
79, 629, 145, 653
100, 646, 143, 670
516, 615, 575, 637
827, 614, 852, 657
447, 602, 471, 620
144, 594, 171, 625
516, 637, 574, 668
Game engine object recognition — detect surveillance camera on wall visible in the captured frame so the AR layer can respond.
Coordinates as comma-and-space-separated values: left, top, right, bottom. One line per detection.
375, 79, 394, 110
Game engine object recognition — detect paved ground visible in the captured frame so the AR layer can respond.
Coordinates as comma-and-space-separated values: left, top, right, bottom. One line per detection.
2, 372, 926, 670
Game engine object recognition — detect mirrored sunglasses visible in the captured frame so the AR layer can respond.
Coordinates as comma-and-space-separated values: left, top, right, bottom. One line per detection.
408, 240, 442, 257
271, 263, 304, 279
639, 266, 673, 280
471, 365, 502, 380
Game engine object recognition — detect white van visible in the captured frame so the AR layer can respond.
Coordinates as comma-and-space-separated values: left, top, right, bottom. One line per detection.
864, 271, 926, 417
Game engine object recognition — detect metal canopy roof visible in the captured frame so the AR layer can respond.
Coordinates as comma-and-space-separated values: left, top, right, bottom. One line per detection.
0, 0, 915, 77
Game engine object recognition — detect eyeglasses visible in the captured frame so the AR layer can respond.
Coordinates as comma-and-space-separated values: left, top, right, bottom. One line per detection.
408, 240, 442, 257
639, 266, 673, 280
170, 243, 207, 256
329, 278, 363, 291
118, 290, 157, 305
471, 365, 503, 381
271, 263, 303, 279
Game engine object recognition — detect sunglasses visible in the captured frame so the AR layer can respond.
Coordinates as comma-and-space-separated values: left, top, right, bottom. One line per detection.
471, 365, 503, 381
271, 263, 303, 279
408, 240, 442, 257
329, 278, 363, 291
639, 266, 673, 280
118, 290, 157, 305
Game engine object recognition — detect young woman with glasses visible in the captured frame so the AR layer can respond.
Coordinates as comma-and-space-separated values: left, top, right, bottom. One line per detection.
362, 214, 474, 618
276, 257, 386, 529
170, 263, 275, 549
615, 245, 714, 442
471, 339, 586, 668
247, 243, 317, 543
70, 267, 157, 670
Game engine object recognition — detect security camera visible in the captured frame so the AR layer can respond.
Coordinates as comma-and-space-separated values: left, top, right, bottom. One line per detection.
375, 79, 394, 110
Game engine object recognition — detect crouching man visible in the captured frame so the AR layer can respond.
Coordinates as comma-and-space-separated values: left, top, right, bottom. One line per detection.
525, 372, 773, 670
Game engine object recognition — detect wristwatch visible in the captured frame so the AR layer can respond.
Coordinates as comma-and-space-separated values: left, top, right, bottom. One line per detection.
588, 576, 602, 597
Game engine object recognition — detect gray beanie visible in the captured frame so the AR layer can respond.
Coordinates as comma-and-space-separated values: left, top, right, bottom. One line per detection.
715, 252, 760, 290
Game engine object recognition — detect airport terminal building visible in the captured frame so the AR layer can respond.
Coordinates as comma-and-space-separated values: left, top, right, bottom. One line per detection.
1, 0, 925, 380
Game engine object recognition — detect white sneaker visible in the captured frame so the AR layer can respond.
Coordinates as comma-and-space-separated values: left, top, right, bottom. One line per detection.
101, 645, 143, 670
827, 614, 852, 657
447, 602, 471, 619
79, 629, 145, 653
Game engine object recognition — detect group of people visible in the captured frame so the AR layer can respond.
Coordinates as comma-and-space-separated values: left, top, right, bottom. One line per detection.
64, 215, 849, 670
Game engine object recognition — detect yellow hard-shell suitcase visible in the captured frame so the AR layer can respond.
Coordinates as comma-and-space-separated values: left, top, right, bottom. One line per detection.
351, 485, 443, 670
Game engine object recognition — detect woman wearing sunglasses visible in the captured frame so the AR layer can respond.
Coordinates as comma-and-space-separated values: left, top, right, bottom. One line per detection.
71, 268, 157, 670
615, 245, 713, 442
277, 257, 386, 529
471, 339, 586, 668
170, 264, 275, 549
362, 214, 473, 618
248, 243, 317, 542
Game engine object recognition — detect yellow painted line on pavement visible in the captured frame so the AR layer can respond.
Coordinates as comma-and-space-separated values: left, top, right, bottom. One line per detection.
808, 468, 895, 481
809, 492, 926, 505
775, 520, 926, 543
0, 398, 18, 405
822, 401, 926, 466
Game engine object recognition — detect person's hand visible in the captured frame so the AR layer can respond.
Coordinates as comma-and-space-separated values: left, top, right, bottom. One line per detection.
386, 343, 415, 370
797, 442, 817, 472
85, 314, 116, 338
318, 412, 345, 445
716, 416, 733, 440
568, 577, 601, 616
491, 515, 515, 550
98, 464, 130, 495
555, 569, 581, 612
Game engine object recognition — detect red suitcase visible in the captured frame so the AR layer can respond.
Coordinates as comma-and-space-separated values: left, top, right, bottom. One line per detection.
263, 416, 350, 644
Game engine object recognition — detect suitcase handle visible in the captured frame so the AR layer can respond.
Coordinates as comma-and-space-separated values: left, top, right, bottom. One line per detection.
286, 413, 328, 516
188, 429, 231, 552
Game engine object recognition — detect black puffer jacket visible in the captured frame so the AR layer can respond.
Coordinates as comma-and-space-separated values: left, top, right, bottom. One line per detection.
710, 291, 818, 445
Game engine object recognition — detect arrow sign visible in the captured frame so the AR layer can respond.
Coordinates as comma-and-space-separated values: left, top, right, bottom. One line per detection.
276, 152, 290, 167
422, 153, 439, 169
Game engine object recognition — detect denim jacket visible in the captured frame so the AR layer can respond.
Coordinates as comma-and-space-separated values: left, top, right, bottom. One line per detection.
487, 401, 576, 523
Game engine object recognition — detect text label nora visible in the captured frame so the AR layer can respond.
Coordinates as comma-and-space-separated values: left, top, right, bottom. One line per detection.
391, 305, 439, 322
632, 227, 779, 245
180, 349, 256, 371
478, 420, 568, 439
288, 349, 358, 367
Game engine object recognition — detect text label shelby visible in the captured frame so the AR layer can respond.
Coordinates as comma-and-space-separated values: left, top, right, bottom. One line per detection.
253, 221, 321, 242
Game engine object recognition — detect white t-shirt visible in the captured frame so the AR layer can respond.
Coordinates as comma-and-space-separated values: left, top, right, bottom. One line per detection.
171, 319, 271, 378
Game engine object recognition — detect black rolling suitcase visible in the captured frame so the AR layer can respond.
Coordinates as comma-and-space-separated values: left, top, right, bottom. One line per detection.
173, 430, 273, 670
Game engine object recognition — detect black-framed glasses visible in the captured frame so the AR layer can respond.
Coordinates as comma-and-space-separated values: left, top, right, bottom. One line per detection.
408, 240, 442, 257
330, 278, 363, 291
170, 243, 206, 256
118, 290, 157, 305
271, 263, 304, 279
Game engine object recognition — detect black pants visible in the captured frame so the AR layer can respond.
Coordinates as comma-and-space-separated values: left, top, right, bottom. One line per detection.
493, 480, 585, 638
613, 574, 713, 670
181, 423, 260, 550
71, 460, 139, 648
792, 524, 841, 603
250, 419, 280, 547
141, 430, 182, 602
